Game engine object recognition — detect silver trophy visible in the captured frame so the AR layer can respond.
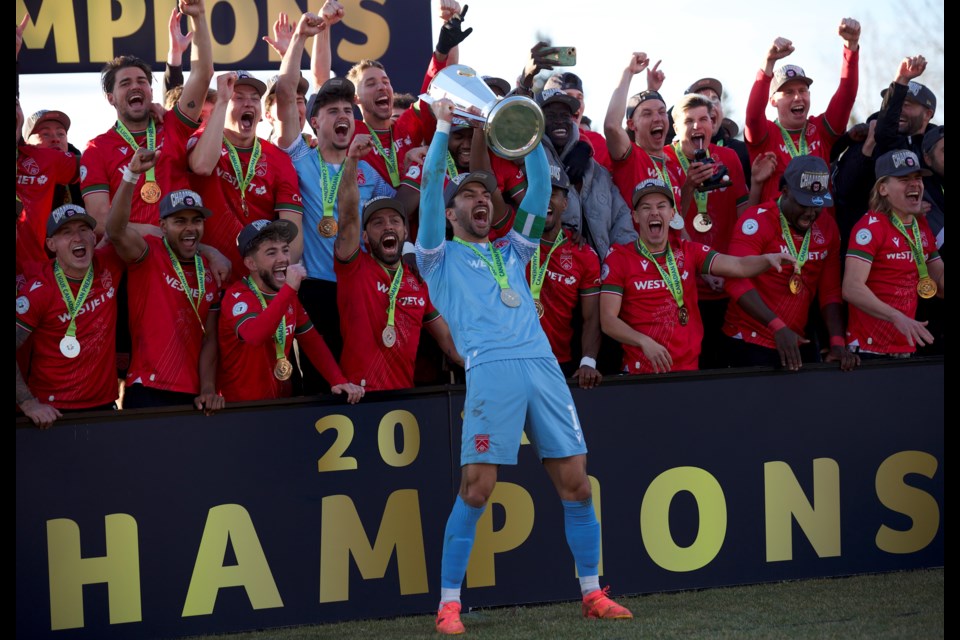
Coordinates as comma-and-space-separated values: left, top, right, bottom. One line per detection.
420, 64, 545, 159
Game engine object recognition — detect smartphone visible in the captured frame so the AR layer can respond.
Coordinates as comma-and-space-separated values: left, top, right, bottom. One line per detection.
546, 47, 577, 67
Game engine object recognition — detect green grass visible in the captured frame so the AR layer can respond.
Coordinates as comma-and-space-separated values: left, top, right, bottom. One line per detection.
189, 568, 943, 639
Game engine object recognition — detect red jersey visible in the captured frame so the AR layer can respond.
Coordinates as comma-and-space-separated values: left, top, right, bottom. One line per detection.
16, 145, 79, 269
581, 129, 613, 173
335, 249, 439, 391
218, 281, 315, 401
665, 143, 748, 300
846, 212, 940, 354
81, 105, 199, 225
187, 136, 303, 279
15, 247, 126, 409
611, 144, 685, 223
723, 203, 842, 349
525, 229, 601, 363
744, 47, 859, 204
126, 235, 219, 394
601, 239, 718, 374
490, 153, 528, 203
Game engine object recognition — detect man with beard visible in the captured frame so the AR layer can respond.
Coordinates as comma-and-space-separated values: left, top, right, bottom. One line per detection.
334, 135, 460, 391
106, 148, 223, 412
188, 71, 303, 280
744, 18, 861, 205
665, 93, 748, 368
419, 99, 633, 635
277, 14, 395, 391
723, 156, 858, 372
216, 219, 363, 403
600, 179, 793, 375
843, 149, 944, 358
543, 71, 612, 172
604, 53, 695, 230
527, 167, 603, 387
874, 55, 938, 161
540, 87, 636, 261
81, 0, 214, 232
16, 205, 127, 428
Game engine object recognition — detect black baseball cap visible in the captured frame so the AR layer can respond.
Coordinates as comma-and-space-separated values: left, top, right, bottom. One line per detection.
783, 156, 834, 208
234, 70, 267, 97
443, 170, 497, 207
922, 125, 944, 155
881, 81, 936, 113
159, 189, 213, 219
46, 204, 96, 237
631, 178, 674, 209
237, 218, 299, 257
307, 77, 356, 118
544, 71, 583, 93
875, 149, 932, 179
626, 90, 665, 119
685, 77, 723, 97
362, 196, 406, 228
536, 88, 580, 114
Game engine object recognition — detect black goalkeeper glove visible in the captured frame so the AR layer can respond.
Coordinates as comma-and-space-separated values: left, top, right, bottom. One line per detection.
435, 5, 473, 55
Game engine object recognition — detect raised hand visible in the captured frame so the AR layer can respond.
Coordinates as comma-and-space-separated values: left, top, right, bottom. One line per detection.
522, 41, 558, 87
626, 52, 651, 76
896, 55, 927, 84
284, 263, 307, 291
168, 7, 194, 62
838, 17, 861, 50
766, 37, 795, 64
321, 0, 345, 26
432, 98, 456, 123
348, 133, 374, 159
16, 12, 29, 60
436, 3, 472, 55
128, 147, 159, 174
646, 59, 665, 91
263, 12, 294, 56
295, 12, 325, 38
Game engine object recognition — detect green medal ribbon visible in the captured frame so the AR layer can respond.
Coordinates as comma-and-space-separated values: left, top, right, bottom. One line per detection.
650, 155, 678, 214
452, 237, 512, 292
777, 198, 812, 276
245, 276, 285, 362
529, 232, 566, 301
635, 239, 685, 311
672, 142, 709, 214
114, 119, 157, 184
369, 129, 400, 187
445, 151, 459, 179
381, 263, 405, 329
774, 120, 808, 158
889, 213, 931, 281
317, 152, 345, 221
53, 262, 94, 341
163, 237, 206, 332
224, 138, 262, 214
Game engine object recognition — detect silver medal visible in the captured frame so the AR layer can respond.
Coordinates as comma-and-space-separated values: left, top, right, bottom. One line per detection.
669, 212, 685, 230
382, 325, 397, 348
693, 213, 713, 233
500, 288, 522, 308
60, 335, 81, 359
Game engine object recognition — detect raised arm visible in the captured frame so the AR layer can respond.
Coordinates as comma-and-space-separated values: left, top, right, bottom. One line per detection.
278, 13, 325, 148
188, 72, 234, 176
177, 0, 213, 122
310, 0, 344, 88
745, 37, 794, 146
605, 53, 650, 162
106, 148, 153, 262
516, 142, 550, 230
419, 99, 456, 250
875, 56, 926, 154
822, 17, 861, 137
164, 7, 192, 94
334, 134, 373, 261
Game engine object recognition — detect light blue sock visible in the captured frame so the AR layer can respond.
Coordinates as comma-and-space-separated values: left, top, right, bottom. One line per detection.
440, 496, 486, 593
562, 498, 600, 582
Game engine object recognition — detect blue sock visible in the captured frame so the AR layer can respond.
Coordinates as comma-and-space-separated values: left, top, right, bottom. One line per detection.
562, 498, 600, 579
440, 496, 486, 590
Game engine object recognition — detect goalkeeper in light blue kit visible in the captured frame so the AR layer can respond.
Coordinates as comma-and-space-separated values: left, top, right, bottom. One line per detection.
416, 98, 633, 635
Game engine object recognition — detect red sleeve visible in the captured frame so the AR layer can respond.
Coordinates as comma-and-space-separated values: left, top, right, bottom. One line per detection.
398, 104, 428, 147
818, 221, 843, 307
298, 329, 348, 386
579, 247, 602, 294
236, 285, 297, 345
822, 46, 859, 140
16, 275, 52, 333
724, 212, 769, 301
745, 70, 773, 148
80, 137, 111, 196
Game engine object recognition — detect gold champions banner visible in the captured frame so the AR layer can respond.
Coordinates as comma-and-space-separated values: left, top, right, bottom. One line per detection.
16, 0, 431, 91
16, 361, 944, 638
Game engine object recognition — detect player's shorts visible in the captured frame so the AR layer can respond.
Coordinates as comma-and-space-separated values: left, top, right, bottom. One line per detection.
460, 357, 587, 465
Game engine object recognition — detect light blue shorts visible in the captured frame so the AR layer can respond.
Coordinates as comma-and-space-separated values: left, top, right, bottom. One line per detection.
460, 358, 588, 465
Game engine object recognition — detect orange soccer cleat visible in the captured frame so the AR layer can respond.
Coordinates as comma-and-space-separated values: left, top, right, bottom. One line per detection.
582, 586, 633, 620
436, 601, 466, 634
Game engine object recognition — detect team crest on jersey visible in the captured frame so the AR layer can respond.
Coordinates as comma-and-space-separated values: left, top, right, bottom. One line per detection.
232, 301, 248, 317
856, 229, 872, 245
812, 225, 825, 245
100, 268, 114, 292
357, 169, 367, 185
559, 252, 573, 271
493, 238, 509, 250
921, 234, 929, 248
474, 434, 490, 453
255, 160, 268, 177
20, 156, 40, 176
742, 219, 759, 236
16, 296, 29, 314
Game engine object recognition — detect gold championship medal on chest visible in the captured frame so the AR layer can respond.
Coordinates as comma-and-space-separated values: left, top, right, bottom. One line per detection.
318, 217, 339, 238
140, 181, 162, 204
789, 273, 804, 295
917, 276, 937, 299
274, 357, 293, 381
534, 299, 545, 318
678, 306, 689, 326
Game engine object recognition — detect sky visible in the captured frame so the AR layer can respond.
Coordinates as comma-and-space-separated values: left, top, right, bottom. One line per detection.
18, 0, 944, 151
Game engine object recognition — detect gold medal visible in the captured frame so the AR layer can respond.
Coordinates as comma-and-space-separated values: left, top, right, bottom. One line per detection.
534, 299, 545, 318
678, 306, 689, 326
789, 273, 803, 295
917, 276, 937, 299
273, 357, 293, 381
382, 325, 397, 348
693, 213, 713, 233
140, 181, 162, 204
318, 217, 339, 238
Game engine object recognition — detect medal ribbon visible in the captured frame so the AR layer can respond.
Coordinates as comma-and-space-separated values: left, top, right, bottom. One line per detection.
529, 232, 566, 301
452, 237, 512, 292
53, 262, 94, 341
162, 237, 206, 332
774, 120, 809, 158
381, 263, 405, 329
889, 213, 931, 281
777, 198, 812, 276
224, 137, 262, 213
445, 151, 459, 179
672, 142, 709, 214
370, 129, 400, 187
115, 119, 157, 184
635, 239, 685, 311
245, 276, 286, 362
650, 155, 679, 214
317, 153, 345, 221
